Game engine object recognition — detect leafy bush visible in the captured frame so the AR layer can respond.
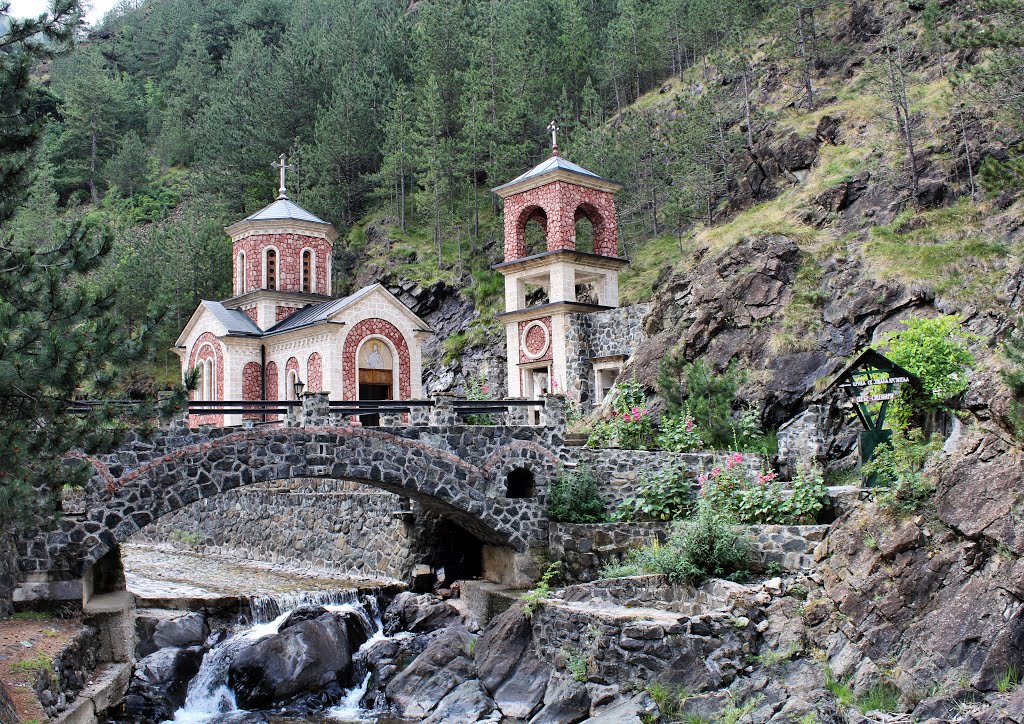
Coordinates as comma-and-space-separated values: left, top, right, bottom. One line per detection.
702, 454, 827, 525
613, 461, 694, 522
520, 562, 560, 616
656, 409, 703, 451
463, 368, 495, 424
1000, 317, 1024, 440
597, 561, 643, 578
586, 379, 655, 449
863, 427, 942, 514
546, 465, 607, 523
624, 499, 750, 585
657, 356, 746, 449
880, 315, 977, 423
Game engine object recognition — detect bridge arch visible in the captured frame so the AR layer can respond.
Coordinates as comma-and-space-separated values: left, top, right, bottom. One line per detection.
27, 425, 555, 581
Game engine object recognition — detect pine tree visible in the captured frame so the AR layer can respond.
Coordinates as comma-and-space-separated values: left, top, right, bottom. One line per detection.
373, 85, 415, 231
106, 130, 150, 197
1, 1, 186, 529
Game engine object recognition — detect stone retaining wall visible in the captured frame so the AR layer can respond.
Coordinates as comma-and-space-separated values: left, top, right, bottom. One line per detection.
131, 479, 415, 580
549, 521, 829, 582
34, 624, 98, 717
576, 449, 764, 507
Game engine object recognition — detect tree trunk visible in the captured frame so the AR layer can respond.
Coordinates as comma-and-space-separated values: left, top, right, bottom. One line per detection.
742, 66, 754, 149
797, 5, 815, 110
89, 131, 99, 204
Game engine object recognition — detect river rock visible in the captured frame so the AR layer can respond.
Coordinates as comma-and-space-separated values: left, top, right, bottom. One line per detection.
135, 609, 208, 658
582, 692, 658, 723
280, 604, 330, 630
383, 591, 463, 634
228, 611, 364, 709
529, 673, 591, 724
422, 680, 494, 724
475, 604, 550, 718
385, 626, 477, 718
122, 646, 203, 722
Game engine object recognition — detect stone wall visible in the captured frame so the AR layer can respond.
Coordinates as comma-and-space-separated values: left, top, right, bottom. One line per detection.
549, 521, 829, 583
565, 303, 651, 408
34, 625, 99, 717
131, 479, 415, 581
576, 449, 764, 507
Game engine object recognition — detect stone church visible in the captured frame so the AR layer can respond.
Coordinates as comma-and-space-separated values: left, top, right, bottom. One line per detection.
176, 140, 646, 424
174, 158, 431, 427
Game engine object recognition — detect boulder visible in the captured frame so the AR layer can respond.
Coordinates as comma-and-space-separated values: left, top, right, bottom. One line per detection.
122, 646, 203, 722
383, 592, 463, 634
529, 673, 591, 724
280, 604, 329, 631
422, 680, 495, 724
0, 679, 18, 724
475, 604, 550, 718
228, 611, 364, 709
582, 692, 658, 723
385, 626, 477, 719
135, 610, 208, 658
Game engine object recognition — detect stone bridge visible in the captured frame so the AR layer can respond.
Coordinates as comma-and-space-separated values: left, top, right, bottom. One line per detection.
17, 394, 574, 598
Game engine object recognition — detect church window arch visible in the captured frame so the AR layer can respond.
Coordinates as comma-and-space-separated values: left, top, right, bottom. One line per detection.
205, 358, 215, 399
264, 247, 279, 290
236, 251, 247, 295
515, 205, 549, 258
301, 248, 315, 293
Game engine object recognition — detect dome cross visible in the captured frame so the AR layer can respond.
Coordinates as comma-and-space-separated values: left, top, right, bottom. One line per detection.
271, 153, 296, 199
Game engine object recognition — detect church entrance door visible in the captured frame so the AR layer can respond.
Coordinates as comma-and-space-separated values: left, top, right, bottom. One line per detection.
358, 339, 394, 426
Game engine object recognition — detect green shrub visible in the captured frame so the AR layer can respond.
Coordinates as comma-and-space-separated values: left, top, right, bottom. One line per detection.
627, 499, 750, 585
863, 427, 942, 514
520, 562, 560, 616
656, 409, 703, 452
1000, 317, 1024, 441
782, 462, 829, 524
567, 651, 588, 682
168, 530, 203, 546
657, 356, 747, 449
880, 315, 977, 423
597, 562, 644, 578
586, 379, 655, 449
613, 461, 694, 522
546, 465, 607, 523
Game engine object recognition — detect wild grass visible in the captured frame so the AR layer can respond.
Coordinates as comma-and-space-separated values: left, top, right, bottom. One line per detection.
860, 200, 1008, 307
997, 665, 1021, 693
10, 655, 52, 674
10, 611, 53, 621
620, 233, 695, 304
771, 259, 826, 353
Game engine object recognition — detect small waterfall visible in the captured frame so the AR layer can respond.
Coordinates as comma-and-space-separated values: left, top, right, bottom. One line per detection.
167, 589, 381, 724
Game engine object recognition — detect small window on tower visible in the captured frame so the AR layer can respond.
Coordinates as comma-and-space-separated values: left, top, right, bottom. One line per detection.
266, 249, 277, 290
302, 250, 312, 293
237, 251, 246, 295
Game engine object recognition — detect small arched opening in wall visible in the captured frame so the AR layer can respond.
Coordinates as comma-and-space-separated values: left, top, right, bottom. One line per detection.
301, 248, 315, 293
505, 466, 536, 498
264, 247, 279, 290
236, 251, 247, 295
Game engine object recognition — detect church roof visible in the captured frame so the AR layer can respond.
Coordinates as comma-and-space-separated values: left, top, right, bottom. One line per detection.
264, 285, 379, 336
242, 197, 330, 225
201, 301, 263, 336
491, 154, 621, 195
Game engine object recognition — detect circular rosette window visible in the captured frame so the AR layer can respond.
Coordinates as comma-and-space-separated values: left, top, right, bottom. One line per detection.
521, 320, 551, 360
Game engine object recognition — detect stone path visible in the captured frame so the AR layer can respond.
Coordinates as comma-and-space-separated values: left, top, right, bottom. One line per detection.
122, 543, 398, 601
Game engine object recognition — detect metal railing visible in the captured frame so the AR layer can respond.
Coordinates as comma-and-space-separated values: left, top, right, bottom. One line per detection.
187, 400, 301, 416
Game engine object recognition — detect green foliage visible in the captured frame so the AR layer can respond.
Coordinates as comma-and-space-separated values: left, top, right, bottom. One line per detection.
644, 682, 690, 721
702, 456, 827, 525
863, 428, 942, 514
546, 465, 607, 524
10, 611, 53, 621
10, 655, 53, 674
442, 333, 468, 365
656, 356, 761, 450
520, 562, 560, 617
463, 367, 495, 425
879, 315, 977, 421
1000, 317, 1024, 440
567, 651, 588, 683
614, 461, 694, 522
586, 379, 654, 449
626, 499, 750, 585
168, 530, 204, 546
597, 561, 644, 578
979, 152, 1024, 197
997, 665, 1021, 693
656, 409, 703, 452
854, 682, 902, 713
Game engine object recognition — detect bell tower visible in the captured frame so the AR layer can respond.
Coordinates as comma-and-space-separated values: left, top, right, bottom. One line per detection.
492, 131, 627, 401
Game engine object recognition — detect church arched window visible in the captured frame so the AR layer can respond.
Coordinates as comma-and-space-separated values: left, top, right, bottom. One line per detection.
237, 251, 246, 295
287, 369, 298, 399
302, 249, 313, 293
205, 358, 214, 399
195, 362, 205, 401
265, 248, 277, 290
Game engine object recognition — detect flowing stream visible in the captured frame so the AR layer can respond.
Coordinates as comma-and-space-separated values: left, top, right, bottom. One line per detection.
165, 589, 398, 723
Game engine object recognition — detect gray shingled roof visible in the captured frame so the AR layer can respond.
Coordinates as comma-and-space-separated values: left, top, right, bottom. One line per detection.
262, 285, 378, 336
491, 155, 612, 192
243, 198, 330, 225
202, 301, 262, 336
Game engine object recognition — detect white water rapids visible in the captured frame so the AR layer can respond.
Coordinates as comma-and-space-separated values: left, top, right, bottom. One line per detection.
164, 590, 394, 723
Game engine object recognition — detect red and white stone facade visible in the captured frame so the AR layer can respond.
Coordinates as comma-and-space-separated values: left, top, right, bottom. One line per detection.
233, 233, 332, 296
341, 318, 412, 401
175, 193, 430, 427
502, 181, 619, 261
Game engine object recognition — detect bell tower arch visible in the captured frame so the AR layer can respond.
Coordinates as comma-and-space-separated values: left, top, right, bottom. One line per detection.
492, 137, 627, 400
